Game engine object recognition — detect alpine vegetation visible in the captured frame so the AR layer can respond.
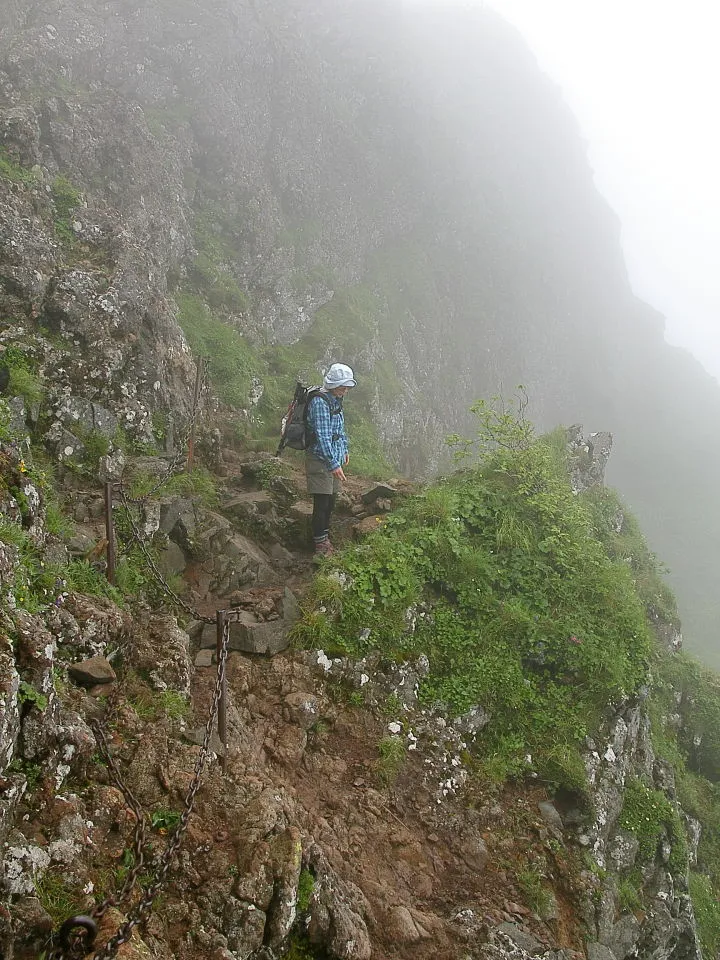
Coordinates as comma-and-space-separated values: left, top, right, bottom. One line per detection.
295, 397, 654, 789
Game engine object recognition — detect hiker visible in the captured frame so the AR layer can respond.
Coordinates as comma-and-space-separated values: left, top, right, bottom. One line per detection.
306, 362, 356, 556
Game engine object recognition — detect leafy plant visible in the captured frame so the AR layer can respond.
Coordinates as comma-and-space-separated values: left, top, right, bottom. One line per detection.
296, 868, 315, 913
18, 680, 48, 712
8, 757, 43, 790
619, 779, 687, 873
151, 809, 181, 832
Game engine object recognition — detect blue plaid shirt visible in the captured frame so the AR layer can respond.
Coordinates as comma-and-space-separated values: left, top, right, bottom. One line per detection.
307, 391, 348, 471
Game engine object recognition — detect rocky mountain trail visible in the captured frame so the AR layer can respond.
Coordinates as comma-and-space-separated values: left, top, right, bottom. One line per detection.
0, 431, 595, 960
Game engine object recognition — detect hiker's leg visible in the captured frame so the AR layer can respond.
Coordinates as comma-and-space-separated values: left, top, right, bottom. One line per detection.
326, 493, 337, 536
312, 494, 333, 544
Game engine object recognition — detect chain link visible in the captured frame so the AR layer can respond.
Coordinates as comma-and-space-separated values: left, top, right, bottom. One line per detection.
46, 619, 231, 960
115, 486, 214, 624
89, 721, 149, 923
90, 618, 231, 959
45, 357, 224, 959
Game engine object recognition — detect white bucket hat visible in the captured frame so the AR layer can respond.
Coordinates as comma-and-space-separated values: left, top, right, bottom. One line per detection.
323, 362, 357, 389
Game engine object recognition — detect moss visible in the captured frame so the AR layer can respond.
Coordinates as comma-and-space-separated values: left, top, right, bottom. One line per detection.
2, 346, 44, 406
296, 868, 315, 914
176, 292, 258, 407
51, 175, 81, 219
281, 934, 325, 960
0, 148, 38, 184
51, 174, 81, 245
619, 779, 687, 873
690, 871, 720, 959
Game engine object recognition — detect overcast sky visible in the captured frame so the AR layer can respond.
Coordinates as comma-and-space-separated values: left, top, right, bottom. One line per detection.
440, 0, 720, 380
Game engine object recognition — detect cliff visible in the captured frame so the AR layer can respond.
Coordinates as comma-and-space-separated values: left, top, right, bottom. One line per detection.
1, 2, 720, 957
1, 411, 718, 960
1, 0, 718, 664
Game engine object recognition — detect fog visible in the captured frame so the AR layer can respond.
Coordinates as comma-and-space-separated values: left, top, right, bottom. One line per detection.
409, 0, 720, 381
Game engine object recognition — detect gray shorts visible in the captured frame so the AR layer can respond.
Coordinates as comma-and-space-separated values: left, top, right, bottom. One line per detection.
306, 452, 342, 496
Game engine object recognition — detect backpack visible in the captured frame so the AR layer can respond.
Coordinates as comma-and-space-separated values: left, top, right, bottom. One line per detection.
277, 381, 333, 454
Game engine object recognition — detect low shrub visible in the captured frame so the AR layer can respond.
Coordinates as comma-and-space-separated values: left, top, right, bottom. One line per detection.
294, 398, 653, 790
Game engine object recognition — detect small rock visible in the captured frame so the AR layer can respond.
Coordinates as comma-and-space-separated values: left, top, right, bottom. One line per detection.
73, 503, 89, 523
68, 656, 116, 688
505, 901, 530, 917
270, 542, 293, 562
186, 620, 206, 642
538, 800, 564, 833
461, 837, 489, 873
194, 649, 213, 668
497, 922, 545, 955
68, 532, 95, 556
361, 483, 398, 505
353, 515, 386, 539
386, 905, 420, 943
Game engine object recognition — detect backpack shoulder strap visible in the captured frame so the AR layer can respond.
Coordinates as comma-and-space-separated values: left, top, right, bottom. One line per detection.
304, 389, 332, 417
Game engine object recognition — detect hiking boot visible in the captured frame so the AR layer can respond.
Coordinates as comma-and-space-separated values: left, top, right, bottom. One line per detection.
314, 540, 335, 558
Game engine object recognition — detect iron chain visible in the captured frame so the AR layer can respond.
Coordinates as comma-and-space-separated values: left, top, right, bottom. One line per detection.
90, 617, 230, 959
47, 618, 231, 960
115, 485, 214, 625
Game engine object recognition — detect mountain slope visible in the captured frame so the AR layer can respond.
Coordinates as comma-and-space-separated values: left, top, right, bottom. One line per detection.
0, 0, 718, 664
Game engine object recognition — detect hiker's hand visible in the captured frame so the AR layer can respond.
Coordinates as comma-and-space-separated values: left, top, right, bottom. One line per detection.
332, 466, 346, 481
344, 454, 349, 466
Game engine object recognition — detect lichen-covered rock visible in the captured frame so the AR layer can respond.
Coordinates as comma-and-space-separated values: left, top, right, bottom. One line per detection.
131, 613, 191, 697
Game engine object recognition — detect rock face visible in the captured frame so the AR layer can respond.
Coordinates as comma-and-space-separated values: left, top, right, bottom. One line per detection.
0, 426, 706, 960
0, 4, 715, 960
1, 0, 720, 660
580, 705, 701, 960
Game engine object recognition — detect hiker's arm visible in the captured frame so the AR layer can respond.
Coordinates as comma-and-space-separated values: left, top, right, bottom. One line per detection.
340, 417, 349, 466
309, 397, 341, 470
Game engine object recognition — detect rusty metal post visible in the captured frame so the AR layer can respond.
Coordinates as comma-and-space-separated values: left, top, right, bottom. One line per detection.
216, 609, 228, 774
186, 358, 204, 473
104, 482, 116, 585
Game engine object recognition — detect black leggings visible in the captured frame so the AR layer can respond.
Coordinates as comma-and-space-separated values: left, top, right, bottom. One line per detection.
312, 494, 336, 543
